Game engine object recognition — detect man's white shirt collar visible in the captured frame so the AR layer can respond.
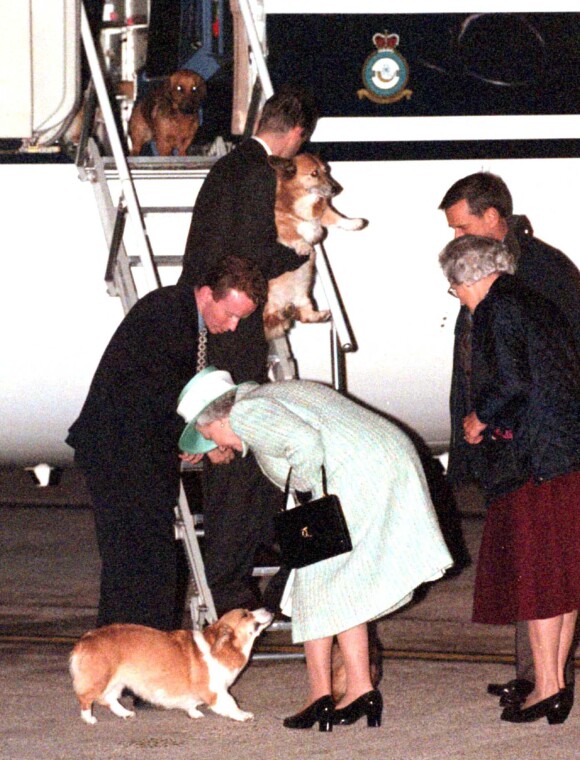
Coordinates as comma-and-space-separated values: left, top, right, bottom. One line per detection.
252, 136, 272, 155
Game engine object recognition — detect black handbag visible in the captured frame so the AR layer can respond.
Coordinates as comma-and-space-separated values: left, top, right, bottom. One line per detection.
274, 466, 353, 569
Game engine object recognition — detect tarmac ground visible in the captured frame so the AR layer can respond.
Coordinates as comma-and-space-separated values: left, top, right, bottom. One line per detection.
0, 467, 578, 760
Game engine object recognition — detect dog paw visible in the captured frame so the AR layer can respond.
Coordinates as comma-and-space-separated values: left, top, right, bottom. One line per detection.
236, 710, 254, 722
81, 710, 97, 725
297, 309, 331, 324
108, 701, 135, 719
187, 708, 204, 719
293, 240, 315, 257
338, 217, 368, 231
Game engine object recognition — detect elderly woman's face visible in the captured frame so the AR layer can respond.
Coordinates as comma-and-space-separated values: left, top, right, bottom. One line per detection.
453, 282, 477, 313
452, 277, 498, 314
196, 417, 243, 452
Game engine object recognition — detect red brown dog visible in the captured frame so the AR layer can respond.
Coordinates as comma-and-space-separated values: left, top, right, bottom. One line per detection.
128, 69, 206, 156
264, 153, 367, 339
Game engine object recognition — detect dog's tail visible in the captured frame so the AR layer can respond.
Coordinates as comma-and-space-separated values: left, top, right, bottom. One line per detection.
69, 640, 112, 697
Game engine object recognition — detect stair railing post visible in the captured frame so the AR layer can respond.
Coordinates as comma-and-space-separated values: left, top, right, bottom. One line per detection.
80, 1, 161, 293
236, 0, 273, 99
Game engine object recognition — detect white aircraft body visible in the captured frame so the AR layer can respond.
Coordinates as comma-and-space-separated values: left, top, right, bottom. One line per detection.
1, 1, 578, 465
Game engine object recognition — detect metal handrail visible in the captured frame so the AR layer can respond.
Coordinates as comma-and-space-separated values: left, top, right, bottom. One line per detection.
80, 3, 161, 294
236, 0, 356, 359
83, 0, 355, 369
315, 244, 356, 354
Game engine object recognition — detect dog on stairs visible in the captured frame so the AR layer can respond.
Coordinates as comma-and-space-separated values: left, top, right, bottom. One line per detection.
128, 69, 207, 156
264, 152, 367, 340
69, 608, 273, 724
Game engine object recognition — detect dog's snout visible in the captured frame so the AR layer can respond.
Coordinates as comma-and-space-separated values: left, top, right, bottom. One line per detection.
251, 608, 275, 628
180, 102, 199, 115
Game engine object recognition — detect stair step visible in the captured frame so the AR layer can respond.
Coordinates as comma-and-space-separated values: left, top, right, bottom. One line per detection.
102, 154, 219, 180
141, 206, 193, 215
128, 255, 184, 267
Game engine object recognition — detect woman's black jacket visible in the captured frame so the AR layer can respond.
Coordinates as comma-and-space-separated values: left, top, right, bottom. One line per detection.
469, 275, 579, 492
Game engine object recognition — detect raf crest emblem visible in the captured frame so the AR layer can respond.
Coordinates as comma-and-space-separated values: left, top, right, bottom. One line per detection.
358, 31, 412, 104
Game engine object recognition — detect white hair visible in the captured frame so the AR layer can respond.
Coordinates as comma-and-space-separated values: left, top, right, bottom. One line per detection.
439, 235, 516, 285
196, 389, 237, 426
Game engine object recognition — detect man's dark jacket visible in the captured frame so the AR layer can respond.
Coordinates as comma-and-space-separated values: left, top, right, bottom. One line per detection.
470, 275, 579, 493
66, 285, 199, 495
178, 138, 303, 383
448, 217, 580, 486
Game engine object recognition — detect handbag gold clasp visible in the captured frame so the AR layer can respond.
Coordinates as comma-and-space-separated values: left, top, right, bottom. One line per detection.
301, 526, 312, 539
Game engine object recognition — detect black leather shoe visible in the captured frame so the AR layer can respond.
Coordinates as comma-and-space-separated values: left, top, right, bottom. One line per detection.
333, 689, 383, 727
487, 678, 534, 706
283, 695, 334, 731
558, 684, 574, 715
501, 689, 572, 725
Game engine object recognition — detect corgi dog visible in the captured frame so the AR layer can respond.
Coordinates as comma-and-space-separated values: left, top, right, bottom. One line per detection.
264, 153, 367, 339
69, 608, 273, 725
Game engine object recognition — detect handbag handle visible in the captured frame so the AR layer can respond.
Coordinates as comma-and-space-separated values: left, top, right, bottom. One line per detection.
283, 465, 328, 509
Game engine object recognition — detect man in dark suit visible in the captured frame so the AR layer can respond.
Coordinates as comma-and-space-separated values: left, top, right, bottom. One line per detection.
178, 85, 319, 615
439, 171, 580, 708
66, 256, 267, 631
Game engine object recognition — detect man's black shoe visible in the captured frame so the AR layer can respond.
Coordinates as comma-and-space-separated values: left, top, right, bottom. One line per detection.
487, 678, 534, 706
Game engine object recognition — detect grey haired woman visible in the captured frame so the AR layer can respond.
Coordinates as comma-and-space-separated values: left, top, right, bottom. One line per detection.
178, 368, 453, 730
440, 235, 580, 725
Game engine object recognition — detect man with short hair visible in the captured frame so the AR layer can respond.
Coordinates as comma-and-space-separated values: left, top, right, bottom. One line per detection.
439, 171, 580, 709
66, 256, 267, 632
178, 85, 320, 615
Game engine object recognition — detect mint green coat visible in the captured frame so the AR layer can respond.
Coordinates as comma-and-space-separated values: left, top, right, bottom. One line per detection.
230, 380, 453, 643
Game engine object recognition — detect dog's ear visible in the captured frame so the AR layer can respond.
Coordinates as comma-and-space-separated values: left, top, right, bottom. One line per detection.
209, 623, 234, 652
268, 155, 297, 179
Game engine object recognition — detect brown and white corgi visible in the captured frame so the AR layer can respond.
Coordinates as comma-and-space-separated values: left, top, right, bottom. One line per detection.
264, 152, 367, 339
69, 608, 273, 724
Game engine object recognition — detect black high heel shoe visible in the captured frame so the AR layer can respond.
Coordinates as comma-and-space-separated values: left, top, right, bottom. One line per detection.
283, 695, 334, 731
501, 689, 572, 725
333, 689, 383, 727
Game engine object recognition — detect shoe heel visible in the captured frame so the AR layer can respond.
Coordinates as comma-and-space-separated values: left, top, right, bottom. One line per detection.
546, 697, 572, 725
319, 719, 333, 732
547, 707, 571, 725
547, 713, 566, 725
367, 714, 382, 728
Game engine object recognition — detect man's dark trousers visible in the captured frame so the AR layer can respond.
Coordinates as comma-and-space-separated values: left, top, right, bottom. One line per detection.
81, 458, 182, 630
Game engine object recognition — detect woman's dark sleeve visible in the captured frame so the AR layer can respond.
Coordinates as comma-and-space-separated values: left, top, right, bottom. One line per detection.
473, 298, 531, 427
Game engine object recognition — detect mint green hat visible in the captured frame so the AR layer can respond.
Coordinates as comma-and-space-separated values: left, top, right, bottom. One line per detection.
177, 366, 238, 454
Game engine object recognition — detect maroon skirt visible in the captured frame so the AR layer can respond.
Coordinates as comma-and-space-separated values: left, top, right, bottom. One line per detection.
473, 470, 580, 624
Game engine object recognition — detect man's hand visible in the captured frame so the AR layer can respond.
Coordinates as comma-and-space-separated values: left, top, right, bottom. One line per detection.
179, 452, 205, 465
463, 411, 487, 445
207, 447, 235, 465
